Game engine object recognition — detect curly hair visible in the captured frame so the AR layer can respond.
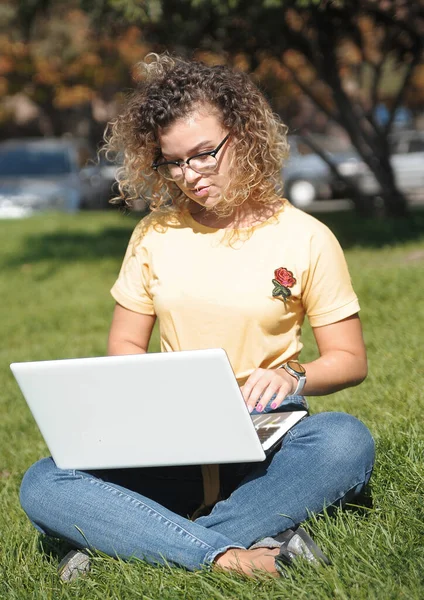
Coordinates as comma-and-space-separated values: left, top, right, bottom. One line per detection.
104, 53, 289, 216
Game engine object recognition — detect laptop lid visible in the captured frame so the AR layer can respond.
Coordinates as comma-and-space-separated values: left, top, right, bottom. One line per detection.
10, 349, 305, 470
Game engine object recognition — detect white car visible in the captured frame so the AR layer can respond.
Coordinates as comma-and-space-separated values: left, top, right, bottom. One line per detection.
343, 130, 424, 195
0, 138, 114, 216
283, 135, 361, 208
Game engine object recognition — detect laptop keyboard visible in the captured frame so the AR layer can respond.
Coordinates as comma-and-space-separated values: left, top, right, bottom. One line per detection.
255, 426, 281, 443
252, 414, 287, 445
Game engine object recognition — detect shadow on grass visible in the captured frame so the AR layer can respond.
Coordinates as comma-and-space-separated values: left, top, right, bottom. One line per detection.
2, 208, 142, 271
38, 535, 76, 564
313, 206, 424, 249
333, 483, 374, 516
8, 227, 135, 266
3, 208, 424, 271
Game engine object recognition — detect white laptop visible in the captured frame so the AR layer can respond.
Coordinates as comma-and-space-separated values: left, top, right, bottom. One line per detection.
10, 348, 307, 470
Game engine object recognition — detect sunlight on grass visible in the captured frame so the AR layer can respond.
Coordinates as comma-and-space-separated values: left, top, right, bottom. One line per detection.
1, 209, 423, 599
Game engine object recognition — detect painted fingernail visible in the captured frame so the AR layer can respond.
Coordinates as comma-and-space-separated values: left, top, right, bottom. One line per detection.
271, 402, 277, 409
248, 405, 253, 413
257, 404, 263, 412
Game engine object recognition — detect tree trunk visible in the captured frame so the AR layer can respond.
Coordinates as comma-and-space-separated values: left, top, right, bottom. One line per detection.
309, 8, 411, 220
368, 154, 409, 218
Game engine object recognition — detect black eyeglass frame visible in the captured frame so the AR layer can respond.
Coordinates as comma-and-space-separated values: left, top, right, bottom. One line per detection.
152, 133, 230, 178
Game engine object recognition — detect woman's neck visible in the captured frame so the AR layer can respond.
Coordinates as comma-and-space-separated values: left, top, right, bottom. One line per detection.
188, 199, 284, 230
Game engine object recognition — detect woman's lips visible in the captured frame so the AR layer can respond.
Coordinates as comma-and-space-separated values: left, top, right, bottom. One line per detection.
194, 185, 210, 197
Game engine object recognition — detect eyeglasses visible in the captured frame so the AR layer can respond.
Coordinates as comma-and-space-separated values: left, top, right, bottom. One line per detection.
152, 133, 230, 181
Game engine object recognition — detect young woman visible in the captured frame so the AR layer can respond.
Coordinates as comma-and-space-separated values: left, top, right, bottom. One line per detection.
20, 54, 375, 578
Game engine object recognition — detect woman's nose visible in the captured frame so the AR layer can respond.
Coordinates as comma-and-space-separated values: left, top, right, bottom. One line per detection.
182, 164, 201, 184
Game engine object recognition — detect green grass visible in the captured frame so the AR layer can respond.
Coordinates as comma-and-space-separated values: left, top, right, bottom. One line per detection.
1, 208, 423, 599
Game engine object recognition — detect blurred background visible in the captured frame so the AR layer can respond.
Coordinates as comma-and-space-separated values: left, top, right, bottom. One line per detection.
0, 0, 423, 218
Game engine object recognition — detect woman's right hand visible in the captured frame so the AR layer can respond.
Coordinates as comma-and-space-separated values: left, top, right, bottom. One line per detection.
240, 367, 296, 413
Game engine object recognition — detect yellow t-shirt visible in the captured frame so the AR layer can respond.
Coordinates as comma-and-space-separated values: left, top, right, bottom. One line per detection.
111, 202, 360, 384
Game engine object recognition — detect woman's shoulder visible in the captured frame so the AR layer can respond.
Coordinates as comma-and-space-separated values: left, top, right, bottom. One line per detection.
279, 202, 336, 240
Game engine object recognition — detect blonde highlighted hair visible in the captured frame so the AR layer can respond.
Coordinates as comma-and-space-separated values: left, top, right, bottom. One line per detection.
104, 53, 289, 216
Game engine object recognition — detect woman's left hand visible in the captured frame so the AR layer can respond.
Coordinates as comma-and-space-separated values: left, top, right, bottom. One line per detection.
240, 368, 296, 413
240, 315, 368, 413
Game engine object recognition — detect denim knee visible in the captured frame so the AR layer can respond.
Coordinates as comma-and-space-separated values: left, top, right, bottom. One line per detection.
20, 457, 59, 527
298, 411, 375, 491
307, 412, 374, 466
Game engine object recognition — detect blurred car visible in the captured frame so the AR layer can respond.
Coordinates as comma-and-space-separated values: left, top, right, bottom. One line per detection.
283, 135, 361, 208
348, 130, 424, 195
0, 138, 114, 217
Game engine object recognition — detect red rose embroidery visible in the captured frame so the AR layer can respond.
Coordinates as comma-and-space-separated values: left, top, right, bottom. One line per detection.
274, 267, 296, 288
272, 267, 296, 303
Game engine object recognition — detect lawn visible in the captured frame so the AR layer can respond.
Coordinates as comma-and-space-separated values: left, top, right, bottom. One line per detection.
0, 208, 423, 599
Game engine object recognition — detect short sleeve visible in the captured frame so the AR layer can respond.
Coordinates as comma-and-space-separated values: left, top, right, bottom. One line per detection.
110, 225, 155, 315
301, 224, 360, 327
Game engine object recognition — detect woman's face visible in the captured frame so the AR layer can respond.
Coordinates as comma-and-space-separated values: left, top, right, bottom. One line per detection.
157, 108, 232, 209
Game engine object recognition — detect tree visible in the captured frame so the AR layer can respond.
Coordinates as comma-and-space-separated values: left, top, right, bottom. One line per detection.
0, 1, 150, 140
130, 0, 424, 217
2, 0, 423, 217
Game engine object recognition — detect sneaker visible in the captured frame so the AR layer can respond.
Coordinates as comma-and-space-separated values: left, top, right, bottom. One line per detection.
274, 527, 331, 567
250, 526, 330, 575
57, 549, 91, 582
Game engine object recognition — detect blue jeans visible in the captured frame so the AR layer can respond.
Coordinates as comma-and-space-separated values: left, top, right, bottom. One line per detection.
20, 411, 374, 571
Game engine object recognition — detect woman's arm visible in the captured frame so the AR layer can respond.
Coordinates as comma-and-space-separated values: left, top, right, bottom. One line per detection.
303, 313, 367, 395
241, 314, 367, 412
107, 303, 157, 356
